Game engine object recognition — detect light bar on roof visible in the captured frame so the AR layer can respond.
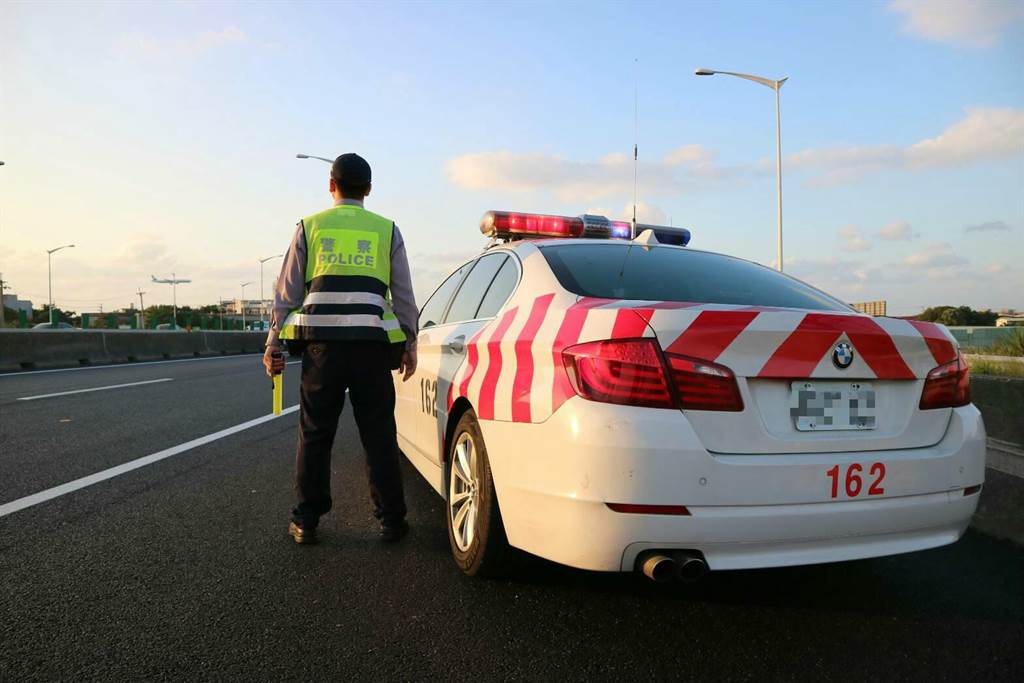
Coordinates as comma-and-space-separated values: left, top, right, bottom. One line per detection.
480, 211, 584, 239
480, 209, 692, 245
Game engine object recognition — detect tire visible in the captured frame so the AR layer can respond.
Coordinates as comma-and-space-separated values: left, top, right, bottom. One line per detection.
445, 409, 510, 577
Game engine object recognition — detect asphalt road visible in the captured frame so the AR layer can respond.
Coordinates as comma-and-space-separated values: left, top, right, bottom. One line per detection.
1, 355, 1021, 682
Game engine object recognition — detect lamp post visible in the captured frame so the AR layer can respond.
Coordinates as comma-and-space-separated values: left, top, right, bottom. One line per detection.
296, 153, 334, 164
46, 244, 75, 326
240, 281, 253, 330
695, 67, 788, 272
151, 273, 191, 330
258, 254, 283, 325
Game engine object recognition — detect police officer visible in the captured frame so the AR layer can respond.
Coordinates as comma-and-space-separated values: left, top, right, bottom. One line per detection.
263, 153, 418, 545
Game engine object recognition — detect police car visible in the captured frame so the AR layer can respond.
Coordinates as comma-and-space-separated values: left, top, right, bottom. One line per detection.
394, 211, 985, 581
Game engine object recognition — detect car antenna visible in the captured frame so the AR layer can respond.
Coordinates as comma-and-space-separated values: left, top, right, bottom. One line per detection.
621, 58, 639, 279
631, 57, 639, 241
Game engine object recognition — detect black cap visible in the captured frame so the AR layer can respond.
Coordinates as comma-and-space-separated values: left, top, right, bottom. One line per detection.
331, 153, 371, 186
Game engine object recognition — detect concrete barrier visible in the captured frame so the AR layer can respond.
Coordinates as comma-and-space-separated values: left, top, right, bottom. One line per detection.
0, 330, 267, 371
971, 375, 1024, 448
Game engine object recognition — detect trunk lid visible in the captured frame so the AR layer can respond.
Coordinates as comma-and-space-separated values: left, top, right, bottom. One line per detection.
612, 302, 959, 454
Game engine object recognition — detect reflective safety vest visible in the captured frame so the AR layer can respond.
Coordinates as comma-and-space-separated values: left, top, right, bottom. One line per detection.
279, 204, 407, 345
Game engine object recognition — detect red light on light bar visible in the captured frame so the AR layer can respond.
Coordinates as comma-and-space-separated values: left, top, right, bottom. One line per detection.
481, 211, 584, 239
606, 503, 691, 515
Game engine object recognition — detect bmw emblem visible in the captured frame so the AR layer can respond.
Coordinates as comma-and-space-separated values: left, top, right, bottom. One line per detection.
833, 342, 854, 369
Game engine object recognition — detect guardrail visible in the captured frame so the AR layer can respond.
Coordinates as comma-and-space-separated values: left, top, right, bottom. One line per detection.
0, 330, 266, 371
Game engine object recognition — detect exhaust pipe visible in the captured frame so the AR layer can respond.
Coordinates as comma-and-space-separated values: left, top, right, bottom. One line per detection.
673, 551, 708, 582
638, 552, 678, 582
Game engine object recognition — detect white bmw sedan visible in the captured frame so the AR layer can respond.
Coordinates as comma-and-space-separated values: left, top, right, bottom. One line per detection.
394, 211, 986, 581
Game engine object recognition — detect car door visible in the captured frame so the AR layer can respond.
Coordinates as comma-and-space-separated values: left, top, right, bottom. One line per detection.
395, 261, 472, 461
416, 252, 512, 464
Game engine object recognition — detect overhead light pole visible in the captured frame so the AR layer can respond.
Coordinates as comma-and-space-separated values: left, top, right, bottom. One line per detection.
695, 67, 788, 272
151, 273, 191, 330
46, 244, 75, 326
258, 254, 283, 325
240, 281, 253, 330
296, 153, 334, 164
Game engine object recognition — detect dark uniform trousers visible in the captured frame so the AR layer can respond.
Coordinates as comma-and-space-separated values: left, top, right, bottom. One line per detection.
292, 340, 407, 529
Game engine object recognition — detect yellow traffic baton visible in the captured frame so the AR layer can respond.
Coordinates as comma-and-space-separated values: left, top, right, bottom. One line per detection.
271, 350, 283, 415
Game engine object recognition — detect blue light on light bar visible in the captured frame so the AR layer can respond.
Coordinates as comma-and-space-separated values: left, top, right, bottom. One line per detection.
637, 224, 691, 246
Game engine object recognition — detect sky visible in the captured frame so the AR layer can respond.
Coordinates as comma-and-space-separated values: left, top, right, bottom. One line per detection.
1, 0, 1022, 316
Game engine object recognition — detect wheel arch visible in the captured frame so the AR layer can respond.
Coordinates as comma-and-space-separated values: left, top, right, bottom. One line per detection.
444, 397, 475, 469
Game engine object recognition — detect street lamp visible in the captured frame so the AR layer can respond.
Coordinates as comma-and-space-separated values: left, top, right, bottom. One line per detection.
151, 273, 191, 330
258, 254, 283, 325
46, 244, 75, 327
695, 67, 788, 272
296, 153, 333, 164
240, 281, 253, 330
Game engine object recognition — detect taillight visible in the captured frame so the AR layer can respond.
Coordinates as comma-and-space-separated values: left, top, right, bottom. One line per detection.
562, 339, 674, 409
919, 352, 971, 409
561, 339, 744, 412
666, 354, 744, 412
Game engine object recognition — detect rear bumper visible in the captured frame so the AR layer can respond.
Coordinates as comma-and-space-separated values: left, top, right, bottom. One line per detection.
481, 401, 986, 572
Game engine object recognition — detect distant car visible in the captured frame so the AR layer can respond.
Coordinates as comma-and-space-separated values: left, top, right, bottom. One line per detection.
155, 324, 183, 331
32, 322, 75, 330
396, 209, 985, 582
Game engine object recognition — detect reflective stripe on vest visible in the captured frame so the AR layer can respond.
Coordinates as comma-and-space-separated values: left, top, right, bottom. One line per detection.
279, 204, 407, 344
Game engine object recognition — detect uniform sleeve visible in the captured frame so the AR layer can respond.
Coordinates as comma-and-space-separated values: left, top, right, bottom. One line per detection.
389, 223, 419, 350
265, 221, 307, 348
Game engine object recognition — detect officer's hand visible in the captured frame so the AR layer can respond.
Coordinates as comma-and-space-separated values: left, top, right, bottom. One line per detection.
399, 349, 417, 382
263, 346, 285, 377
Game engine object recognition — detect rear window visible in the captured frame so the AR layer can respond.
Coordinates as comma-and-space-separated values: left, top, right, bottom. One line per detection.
540, 243, 851, 312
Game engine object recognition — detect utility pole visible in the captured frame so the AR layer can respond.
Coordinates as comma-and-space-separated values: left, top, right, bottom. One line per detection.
137, 288, 146, 329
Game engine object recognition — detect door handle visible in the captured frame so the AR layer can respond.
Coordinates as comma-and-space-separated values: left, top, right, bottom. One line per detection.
445, 335, 466, 353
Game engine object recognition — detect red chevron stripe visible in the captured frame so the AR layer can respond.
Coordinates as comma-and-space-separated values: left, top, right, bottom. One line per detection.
758, 314, 915, 379
511, 294, 555, 423
456, 326, 489, 404
477, 307, 519, 420
908, 320, 957, 366
665, 310, 759, 360
551, 297, 615, 412
611, 308, 653, 338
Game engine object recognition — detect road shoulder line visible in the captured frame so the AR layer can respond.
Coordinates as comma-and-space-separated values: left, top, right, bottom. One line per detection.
0, 405, 299, 518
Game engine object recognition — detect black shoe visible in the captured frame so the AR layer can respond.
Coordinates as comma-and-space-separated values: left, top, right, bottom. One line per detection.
288, 521, 318, 545
380, 520, 409, 543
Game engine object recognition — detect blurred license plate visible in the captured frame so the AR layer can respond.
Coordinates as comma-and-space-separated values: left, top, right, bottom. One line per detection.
789, 381, 876, 431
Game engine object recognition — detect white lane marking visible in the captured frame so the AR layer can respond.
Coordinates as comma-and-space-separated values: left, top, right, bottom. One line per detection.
0, 353, 260, 378
0, 405, 300, 518
16, 378, 174, 402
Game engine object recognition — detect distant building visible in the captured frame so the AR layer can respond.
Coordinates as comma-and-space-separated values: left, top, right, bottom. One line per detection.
850, 300, 887, 316
2, 293, 32, 314
227, 298, 269, 318
996, 316, 1024, 327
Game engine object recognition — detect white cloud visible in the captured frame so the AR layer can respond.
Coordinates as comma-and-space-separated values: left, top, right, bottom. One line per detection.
445, 144, 738, 202
888, 0, 1024, 48
877, 220, 917, 241
839, 225, 872, 252
787, 107, 1024, 186
119, 26, 249, 60
905, 241, 966, 270
966, 220, 1014, 232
